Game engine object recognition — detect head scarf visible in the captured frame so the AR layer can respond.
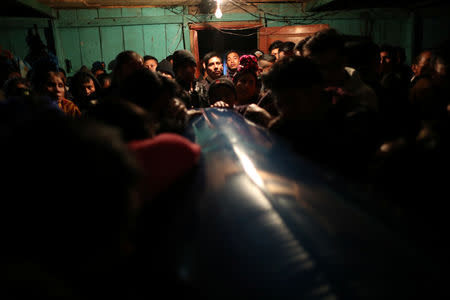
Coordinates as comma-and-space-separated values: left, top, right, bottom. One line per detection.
232, 55, 258, 84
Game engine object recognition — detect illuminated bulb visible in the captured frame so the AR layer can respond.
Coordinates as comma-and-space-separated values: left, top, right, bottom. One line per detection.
215, 7, 222, 19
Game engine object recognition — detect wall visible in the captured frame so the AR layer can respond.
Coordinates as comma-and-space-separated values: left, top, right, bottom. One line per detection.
0, 17, 50, 60
259, 4, 413, 64
0, 4, 420, 75
53, 7, 189, 74
416, 3, 450, 51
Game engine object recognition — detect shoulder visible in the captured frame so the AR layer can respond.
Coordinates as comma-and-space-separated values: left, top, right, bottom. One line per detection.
58, 98, 81, 117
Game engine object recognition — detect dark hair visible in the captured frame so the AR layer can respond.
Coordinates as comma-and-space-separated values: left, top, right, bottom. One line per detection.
226, 50, 239, 59
114, 51, 142, 74
203, 52, 222, 65
119, 68, 164, 112
156, 59, 175, 78
208, 77, 236, 101
143, 55, 158, 63
97, 73, 112, 87
263, 56, 323, 92
304, 29, 345, 56
70, 71, 100, 100
295, 36, 312, 56
86, 98, 153, 142
258, 54, 276, 64
268, 40, 283, 53
279, 41, 295, 54
91, 61, 105, 73
29, 57, 59, 91
3, 77, 30, 98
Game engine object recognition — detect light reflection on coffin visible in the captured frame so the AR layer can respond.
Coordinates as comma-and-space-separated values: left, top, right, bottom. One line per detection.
148, 108, 430, 299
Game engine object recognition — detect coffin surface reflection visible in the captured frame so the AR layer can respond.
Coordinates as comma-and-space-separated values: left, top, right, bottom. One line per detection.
142, 108, 435, 300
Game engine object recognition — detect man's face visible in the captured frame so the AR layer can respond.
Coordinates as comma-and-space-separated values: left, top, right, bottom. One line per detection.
226, 52, 239, 71
271, 48, 279, 60
144, 59, 158, 72
206, 56, 223, 80
413, 51, 432, 76
380, 51, 393, 74
258, 60, 274, 76
82, 78, 96, 97
176, 63, 196, 84
119, 55, 144, 81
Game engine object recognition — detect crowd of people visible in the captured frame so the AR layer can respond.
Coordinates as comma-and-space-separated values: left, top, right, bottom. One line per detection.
1, 27, 449, 297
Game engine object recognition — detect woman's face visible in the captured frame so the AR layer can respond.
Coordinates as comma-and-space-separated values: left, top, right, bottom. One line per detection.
235, 73, 257, 104
44, 72, 65, 101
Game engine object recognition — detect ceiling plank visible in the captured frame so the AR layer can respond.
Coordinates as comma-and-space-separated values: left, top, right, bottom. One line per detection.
37, 0, 303, 9
16, 0, 55, 17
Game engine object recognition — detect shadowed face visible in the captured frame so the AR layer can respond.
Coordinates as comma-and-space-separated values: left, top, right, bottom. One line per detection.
144, 59, 158, 72
176, 63, 196, 84
82, 78, 96, 97
44, 72, 65, 101
271, 48, 279, 60
413, 50, 432, 76
206, 56, 223, 80
227, 52, 240, 71
235, 72, 257, 104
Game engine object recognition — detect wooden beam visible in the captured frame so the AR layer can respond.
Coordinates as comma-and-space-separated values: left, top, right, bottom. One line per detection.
55, 15, 184, 27
16, 0, 55, 17
38, 0, 303, 9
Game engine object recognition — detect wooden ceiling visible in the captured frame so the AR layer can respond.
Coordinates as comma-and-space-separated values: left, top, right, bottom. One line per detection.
37, 0, 306, 9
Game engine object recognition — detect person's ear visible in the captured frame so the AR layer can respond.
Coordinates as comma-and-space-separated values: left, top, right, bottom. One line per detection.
203, 62, 206, 70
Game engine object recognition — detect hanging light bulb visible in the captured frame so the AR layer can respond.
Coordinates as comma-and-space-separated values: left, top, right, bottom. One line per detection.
215, 7, 222, 19
215, 0, 223, 19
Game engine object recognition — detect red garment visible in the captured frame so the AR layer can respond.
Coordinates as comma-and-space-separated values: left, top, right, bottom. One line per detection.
128, 133, 201, 202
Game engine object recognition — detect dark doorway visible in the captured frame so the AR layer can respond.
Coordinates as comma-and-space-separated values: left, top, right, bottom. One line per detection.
197, 28, 257, 61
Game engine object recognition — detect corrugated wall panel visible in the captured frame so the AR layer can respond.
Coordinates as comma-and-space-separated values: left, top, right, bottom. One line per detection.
8, 28, 29, 59
100, 26, 124, 67
98, 8, 121, 18
77, 9, 98, 20
59, 27, 82, 73
0, 29, 12, 51
143, 24, 166, 61
79, 27, 102, 69
165, 23, 184, 56
141, 7, 166, 17
123, 25, 145, 56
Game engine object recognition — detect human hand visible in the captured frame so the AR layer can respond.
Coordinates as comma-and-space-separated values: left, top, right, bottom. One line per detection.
211, 101, 230, 108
